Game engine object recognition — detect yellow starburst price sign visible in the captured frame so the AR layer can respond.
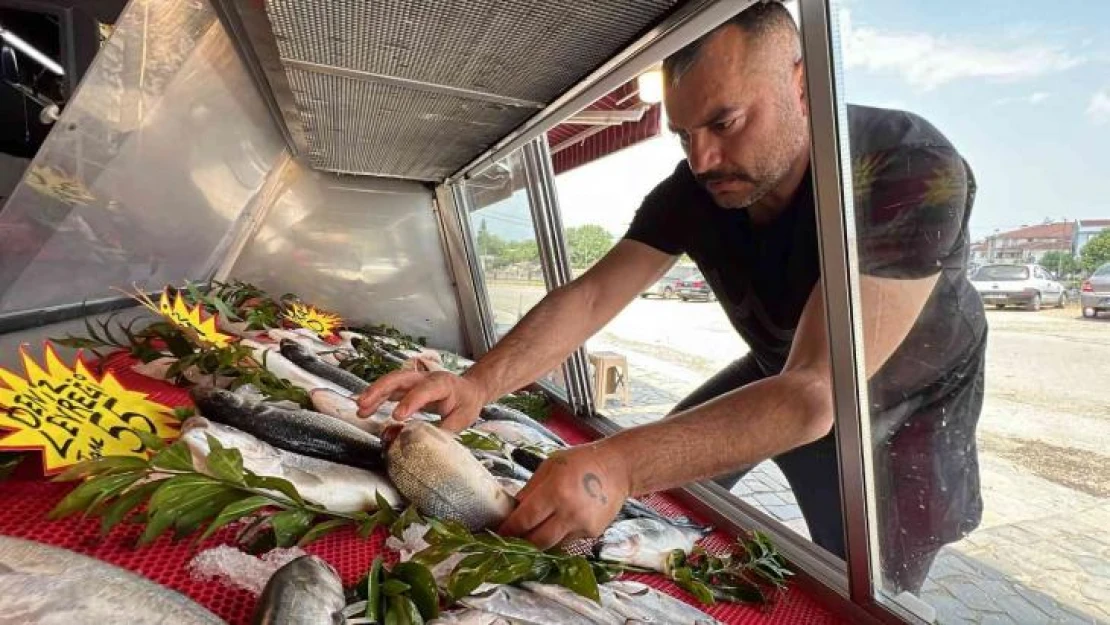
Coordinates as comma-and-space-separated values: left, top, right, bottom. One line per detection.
131, 288, 234, 348
0, 344, 179, 474
285, 302, 343, 339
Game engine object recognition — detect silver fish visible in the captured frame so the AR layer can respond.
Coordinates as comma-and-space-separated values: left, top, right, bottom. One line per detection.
520, 582, 624, 624
268, 329, 353, 365
427, 609, 512, 625
252, 555, 345, 625
279, 340, 370, 395
478, 403, 566, 447
182, 417, 400, 513
459, 584, 597, 625
191, 386, 385, 471
0, 536, 224, 625
473, 420, 561, 451
597, 518, 709, 573
241, 339, 351, 396
604, 580, 720, 624
386, 421, 515, 531
309, 389, 383, 434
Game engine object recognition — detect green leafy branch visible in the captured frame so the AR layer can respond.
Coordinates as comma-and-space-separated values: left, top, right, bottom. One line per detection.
665, 533, 793, 606
496, 390, 552, 423
48, 434, 396, 550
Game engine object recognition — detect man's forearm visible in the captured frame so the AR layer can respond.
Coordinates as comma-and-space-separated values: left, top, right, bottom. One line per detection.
462, 282, 604, 403
601, 370, 833, 496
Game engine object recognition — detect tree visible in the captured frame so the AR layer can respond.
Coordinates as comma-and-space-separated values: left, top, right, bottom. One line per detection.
565, 224, 615, 269
1081, 230, 1110, 273
1039, 251, 1080, 278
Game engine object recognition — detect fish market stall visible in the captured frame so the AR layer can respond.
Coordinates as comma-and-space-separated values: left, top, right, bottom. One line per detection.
0, 0, 870, 623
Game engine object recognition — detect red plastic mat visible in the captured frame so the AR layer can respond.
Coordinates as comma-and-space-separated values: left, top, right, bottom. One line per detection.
0, 353, 847, 624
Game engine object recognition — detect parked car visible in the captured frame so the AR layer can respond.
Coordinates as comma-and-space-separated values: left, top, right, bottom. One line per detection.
676, 272, 716, 302
640, 266, 697, 299
1080, 263, 1110, 318
970, 263, 1067, 311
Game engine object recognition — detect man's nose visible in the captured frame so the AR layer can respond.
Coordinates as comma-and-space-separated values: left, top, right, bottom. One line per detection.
686, 133, 722, 176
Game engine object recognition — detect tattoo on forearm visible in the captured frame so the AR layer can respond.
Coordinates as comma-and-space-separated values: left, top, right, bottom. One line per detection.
582, 473, 607, 505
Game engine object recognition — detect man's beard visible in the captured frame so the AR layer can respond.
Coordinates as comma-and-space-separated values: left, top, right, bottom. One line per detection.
695, 169, 779, 209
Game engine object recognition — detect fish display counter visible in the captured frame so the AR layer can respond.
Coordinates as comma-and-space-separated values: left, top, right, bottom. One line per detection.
0, 357, 845, 624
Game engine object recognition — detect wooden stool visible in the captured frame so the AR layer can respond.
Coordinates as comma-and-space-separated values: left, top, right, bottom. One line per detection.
588, 351, 630, 407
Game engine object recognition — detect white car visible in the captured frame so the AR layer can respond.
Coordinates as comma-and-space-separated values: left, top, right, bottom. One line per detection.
971, 263, 1067, 311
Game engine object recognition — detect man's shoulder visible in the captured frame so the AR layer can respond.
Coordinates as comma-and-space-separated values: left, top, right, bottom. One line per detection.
846, 104, 958, 156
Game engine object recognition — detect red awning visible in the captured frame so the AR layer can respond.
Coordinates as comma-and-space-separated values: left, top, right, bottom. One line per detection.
545, 81, 662, 176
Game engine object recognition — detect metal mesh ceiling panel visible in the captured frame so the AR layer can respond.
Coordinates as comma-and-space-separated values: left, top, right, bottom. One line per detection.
262, 0, 682, 179
287, 69, 535, 180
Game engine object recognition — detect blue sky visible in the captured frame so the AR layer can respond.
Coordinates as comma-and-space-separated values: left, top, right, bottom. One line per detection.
552, 0, 1110, 243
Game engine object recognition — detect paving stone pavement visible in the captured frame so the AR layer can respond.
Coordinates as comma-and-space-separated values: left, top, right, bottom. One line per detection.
596, 350, 1109, 625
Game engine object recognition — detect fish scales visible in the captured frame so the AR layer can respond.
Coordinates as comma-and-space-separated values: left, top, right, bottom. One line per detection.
252, 556, 345, 625
386, 421, 515, 531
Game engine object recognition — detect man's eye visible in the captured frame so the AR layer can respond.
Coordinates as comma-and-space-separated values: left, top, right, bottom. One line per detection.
713, 118, 737, 132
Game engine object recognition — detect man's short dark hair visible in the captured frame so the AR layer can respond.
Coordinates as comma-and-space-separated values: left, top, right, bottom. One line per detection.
662, 1, 796, 85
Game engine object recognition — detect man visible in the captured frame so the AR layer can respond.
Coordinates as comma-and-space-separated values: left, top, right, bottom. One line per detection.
358, 2, 986, 593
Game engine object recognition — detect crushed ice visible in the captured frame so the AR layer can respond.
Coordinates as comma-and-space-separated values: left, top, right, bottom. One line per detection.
187, 544, 308, 595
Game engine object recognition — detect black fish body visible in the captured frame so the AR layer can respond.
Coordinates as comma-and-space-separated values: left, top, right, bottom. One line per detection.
191, 386, 384, 471
279, 340, 370, 394
252, 555, 345, 625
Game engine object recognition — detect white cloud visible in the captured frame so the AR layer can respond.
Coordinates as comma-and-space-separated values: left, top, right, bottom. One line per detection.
994, 91, 1052, 106
1088, 89, 1110, 125
838, 10, 1085, 90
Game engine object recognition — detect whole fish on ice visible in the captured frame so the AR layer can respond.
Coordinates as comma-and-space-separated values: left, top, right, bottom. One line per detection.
596, 518, 709, 573
520, 582, 624, 624
191, 386, 385, 471
182, 417, 400, 513
385, 421, 515, 531
252, 555, 345, 625
279, 340, 369, 395
0, 536, 223, 625
267, 329, 353, 365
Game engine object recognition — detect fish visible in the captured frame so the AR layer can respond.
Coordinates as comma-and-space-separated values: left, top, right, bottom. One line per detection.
473, 420, 562, 451
385, 421, 516, 531
252, 555, 346, 625
309, 389, 383, 434
267, 329, 352, 365
191, 386, 385, 471
0, 535, 224, 625
474, 450, 534, 482
458, 584, 599, 625
279, 340, 369, 395
241, 339, 350, 396
604, 580, 720, 624
519, 582, 624, 625
596, 518, 710, 573
479, 403, 566, 447
616, 497, 706, 531
181, 417, 400, 513
493, 476, 527, 498
427, 609, 511, 625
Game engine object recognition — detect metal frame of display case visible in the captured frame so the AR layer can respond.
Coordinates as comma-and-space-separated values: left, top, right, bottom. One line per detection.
439, 1, 929, 623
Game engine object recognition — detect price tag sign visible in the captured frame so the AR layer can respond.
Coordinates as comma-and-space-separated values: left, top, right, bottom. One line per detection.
151, 289, 234, 348
0, 344, 179, 474
285, 302, 343, 339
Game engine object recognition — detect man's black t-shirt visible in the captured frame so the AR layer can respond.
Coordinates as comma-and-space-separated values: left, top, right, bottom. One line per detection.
624, 104, 987, 550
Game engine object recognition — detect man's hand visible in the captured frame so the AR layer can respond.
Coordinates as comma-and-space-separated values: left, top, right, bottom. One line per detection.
498, 442, 630, 549
356, 370, 488, 432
